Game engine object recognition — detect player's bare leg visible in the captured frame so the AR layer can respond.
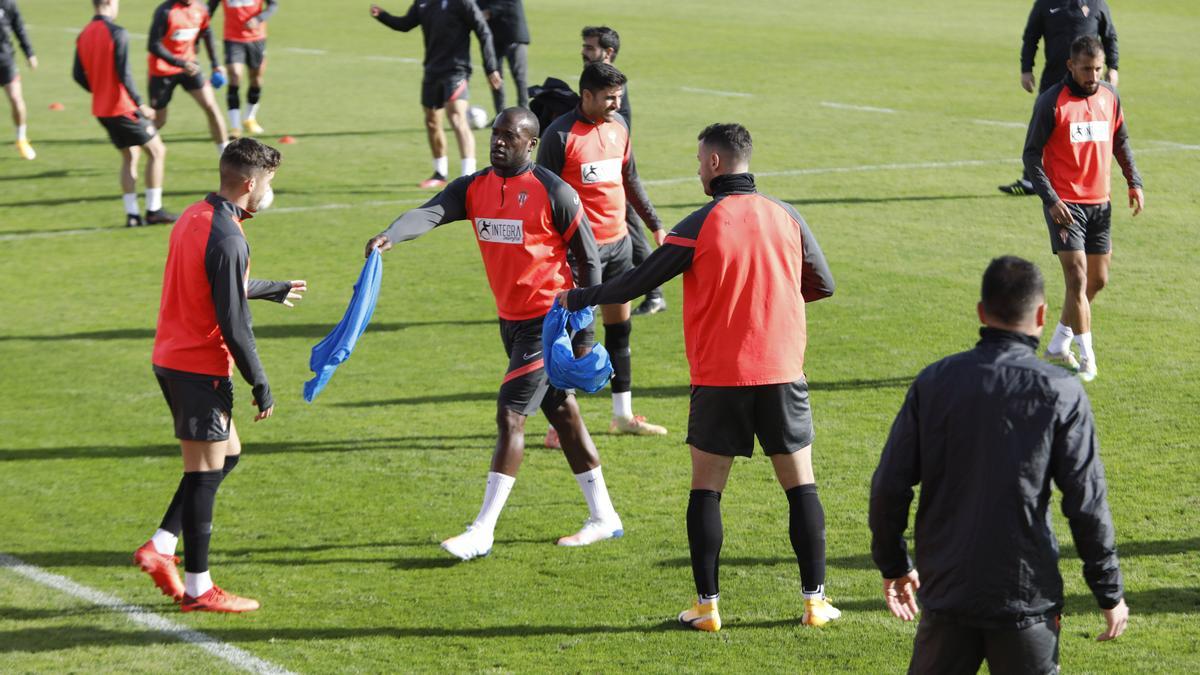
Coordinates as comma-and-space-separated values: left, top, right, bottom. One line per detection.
602, 302, 666, 436
420, 106, 449, 188
770, 447, 840, 626
188, 84, 229, 151
118, 146, 142, 226
5, 79, 34, 159
446, 97, 475, 175
1086, 252, 1111, 302
1057, 250, 1098, 380
154, 106, 170, 130
547, 395, 623, 547
140, 135, 174, 224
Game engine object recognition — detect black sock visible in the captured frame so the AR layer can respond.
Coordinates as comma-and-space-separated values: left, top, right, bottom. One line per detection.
158, 475, 186, 536
226, 85, 240, 112
687, 489, 723, 599
785, 483, 826, 595
604, 320, 632, 394
181, 470, 223, 574
222, 454, 240, 477
247, 86, 261, 106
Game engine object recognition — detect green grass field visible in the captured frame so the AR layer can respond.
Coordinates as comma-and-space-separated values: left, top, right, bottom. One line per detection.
2, 0, 1198, 672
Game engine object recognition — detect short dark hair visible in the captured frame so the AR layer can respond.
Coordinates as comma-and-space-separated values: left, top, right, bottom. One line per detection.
1070, 34, 1104, 60
498, 106, 540, 138
980, 256, 1044, 325
698, 123, 753, 165
220, 137, 281, 183
579, 62, 626, 95
581, 26, 620, 60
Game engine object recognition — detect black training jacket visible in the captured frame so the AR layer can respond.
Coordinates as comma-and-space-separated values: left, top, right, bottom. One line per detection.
478, 0, 528, 48
1021, 0, 1118, 90
374, 0, 497, 78
870, 328, 1122, 629
0, 0, 33, 60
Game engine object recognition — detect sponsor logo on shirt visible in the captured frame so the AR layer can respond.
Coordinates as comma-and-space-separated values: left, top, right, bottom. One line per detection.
227, 0, 258, 8
170, 28, 201, 43
475, 218, 524, 244
579, 158, 621, 185
1069, 120, 1109, 144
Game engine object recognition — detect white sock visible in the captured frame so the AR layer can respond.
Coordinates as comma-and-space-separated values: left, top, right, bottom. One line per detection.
1074, 332, 1095, 363
461, 157, 476, 176
150, 528, 178, 555
433, 156, 449, 177
145, 187, 163, 212
574, 466, 618, 522
123, 193, 139, 215
16, 124, 27, 141
217, 141, 229, 155
470, 471, 515, 533
247, 102, 260, 120
699, 593, 720, 604
802, 584, 825, 600
228, 108, 241, 129
612, 391, 633, 419
1048, 322, 1074, 355
184, 570, 213, 598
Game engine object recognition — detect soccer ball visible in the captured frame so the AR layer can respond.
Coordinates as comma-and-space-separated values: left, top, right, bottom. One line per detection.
467, 106, 490, 130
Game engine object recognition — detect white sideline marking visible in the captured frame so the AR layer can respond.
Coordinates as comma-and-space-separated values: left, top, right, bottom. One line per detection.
281, 47, 327, 55
1148, 139, 1200, 151
679, 86, 753, 98
263, 197, 425, 215
643, 157, 1019, 186
973, 119, 1027, 129
0, 552, 295, 675
365, 55, 422, 64
820, 101, 897, 114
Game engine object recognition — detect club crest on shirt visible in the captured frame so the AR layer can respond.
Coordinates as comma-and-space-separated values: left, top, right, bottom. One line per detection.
1069, 120, 1109, 143
518, 191, 528, 208
608, 131, 618, 143
1081, 4, 1090, 18
579, 158, 621, 185
475, 218, 524, 244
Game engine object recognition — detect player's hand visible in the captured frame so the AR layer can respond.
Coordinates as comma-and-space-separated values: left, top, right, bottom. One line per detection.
366, 234, 392, 258
488, 70, 503, 91
652, 229, 667, 246
1097, 598, 1129, 641
254, 404, 274, 422
139, 104, 157, 120
28, 55, 38, 71
370, 4, 383, 18
215, 64, 226, 75
283, 280, 307, 307
1021, 71, 1035, 93
554, 289, 571, 308
1128, 187, 1144, 216
883, 569, 921, 621
1106, 69, 1119, 88
1049, 200, 1074, 227
245, 17, 262, 30
184, 61, 201, 76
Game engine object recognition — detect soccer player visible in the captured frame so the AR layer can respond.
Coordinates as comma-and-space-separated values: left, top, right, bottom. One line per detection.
365, 107, 625, 561
869, 256, 1127, 672
1000, 0, 1119, 196
538, 62, 667, 442
557, 123, 840, 631
1024, 35, 1142, 382
0, 0, 35, 159
74, 0, 177, 228
135, 137, 306, 612
370, 1, 502, 189
207, 0, 276, 137
580, 25, 664, 316
479, 0, 528, 114
147, 0, 229, 153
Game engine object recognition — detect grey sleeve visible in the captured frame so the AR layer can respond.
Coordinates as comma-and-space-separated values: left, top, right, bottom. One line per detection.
869, 381, 921, 579
1051, 386, 1123, 610
112, 27, 143, 106
256, 0, 279, 23
621, 147, 663, 232
1099, 1, 1119, 70
207, 0, 220, 17
379, 175, 471, 242
73, 48, 90, 91
200, 22, 219, 69
247, 279, 292, 302
8, 0, 33, 58
774, 199, 835, 302
545, 178, 601, 290
1112, 94, 1141, 189
1023, 89, 1061, 205
1021, 1, 1044, 72
464, 0, 498, 73
535, 127, 567, 175
206, 236, 272, 411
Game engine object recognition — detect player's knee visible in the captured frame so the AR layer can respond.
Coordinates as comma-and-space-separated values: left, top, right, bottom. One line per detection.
1090, 271, 1109, 294
603, 320, 632, 353
247, 86, 261, 105
495, 407, 526, 438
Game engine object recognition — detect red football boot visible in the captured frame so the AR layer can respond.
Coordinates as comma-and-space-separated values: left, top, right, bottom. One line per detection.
180, 585, 261, 613
133, 541, 184, 602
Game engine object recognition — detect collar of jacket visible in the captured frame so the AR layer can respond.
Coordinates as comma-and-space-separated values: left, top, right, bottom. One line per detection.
977, 326, 1040, 351
709, 172, 756, 197
493, 162, 533, 179
1063, 74, 1099, 99
205, 192, 253, 222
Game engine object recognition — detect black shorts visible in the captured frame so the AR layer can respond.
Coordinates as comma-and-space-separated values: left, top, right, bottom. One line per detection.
0, 56, 16, 87
149, 71, 206, 109
687, 377, 814, 457
909, 613, 1060, 675
154, 366, 233, 442
421, 71, 469, 109
598, 235, 635, 281
498, 316, 571, 416
97, 110, 158, 149
225, 39, 267, 70
1045, 201, 1112, 254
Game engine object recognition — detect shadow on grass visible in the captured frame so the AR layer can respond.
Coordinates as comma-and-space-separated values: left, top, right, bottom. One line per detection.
0, 433, 497, 462
0, 318, 497, 342
656, 193, 1009, 211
